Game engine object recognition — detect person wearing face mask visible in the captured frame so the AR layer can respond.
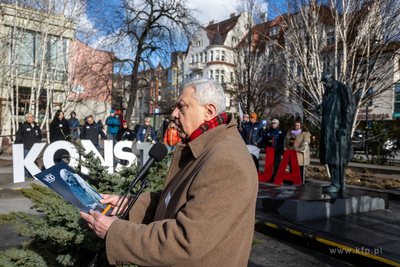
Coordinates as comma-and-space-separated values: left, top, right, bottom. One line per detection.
136, 117, 156, 143
264, 119, 286, 182
284, 121, 311, 182
15, 113, 42, 179
80, 78, 258, 267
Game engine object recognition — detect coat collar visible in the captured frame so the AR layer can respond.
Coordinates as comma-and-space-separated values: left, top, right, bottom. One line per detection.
187, 114, 236, 159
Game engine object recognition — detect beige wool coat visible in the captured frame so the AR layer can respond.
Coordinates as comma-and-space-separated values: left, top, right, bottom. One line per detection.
284, 131, 311, 166
106, 116, 259, 267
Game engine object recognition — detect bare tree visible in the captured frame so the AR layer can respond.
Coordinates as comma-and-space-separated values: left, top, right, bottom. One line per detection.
266, 0, 400, 133
95, 0, 198, 126
232, 0, 287, 118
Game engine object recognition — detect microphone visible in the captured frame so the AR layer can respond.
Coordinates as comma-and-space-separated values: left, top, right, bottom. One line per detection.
127, 142, 168, 192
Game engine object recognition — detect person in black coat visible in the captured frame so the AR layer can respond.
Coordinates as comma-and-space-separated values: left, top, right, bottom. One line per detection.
15, 113, 42, 178
50, 110, 70, 163
116, 120, 134, 165
264, 119, 286, 182
243, 113, 263, 146
80, 115, 107, 151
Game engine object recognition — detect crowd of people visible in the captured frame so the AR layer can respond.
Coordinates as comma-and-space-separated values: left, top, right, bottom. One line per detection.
238, 112, 311, 181
16, 105, 310, 181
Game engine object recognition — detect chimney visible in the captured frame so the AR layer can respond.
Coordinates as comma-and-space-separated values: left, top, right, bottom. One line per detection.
261, 12, 268, 23
230, 13, 237, 18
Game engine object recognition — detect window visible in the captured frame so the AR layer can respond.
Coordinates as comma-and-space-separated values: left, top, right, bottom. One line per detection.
196, 54, 198, 62
216, 50, 220, 61
221, 51, 225, 62
200, 53, 203, 62
267, 67, 273, 78
13, 29, 68, 81
221, 70, 225, 83
139, 98, 143, 108
270, 26, 279, 36
200, 72, 203, 77
327, 31, 335, 46
394, 83, 400, 114
190, 73, 192, 79
205, 53, 208, 62
243, 70, 248, 84
210, 51, 214, 61
191, 55, 194, 63
198, 41, 201, 47
231, 72, 234, 83
209, 70, 213, 79
215, 70, 219, 82
186, 75, 188, 80
297, 63, 302, 78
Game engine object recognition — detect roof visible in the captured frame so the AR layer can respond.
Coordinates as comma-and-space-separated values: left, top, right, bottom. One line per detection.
204, 14, 240, 44
236, 5, 336, 53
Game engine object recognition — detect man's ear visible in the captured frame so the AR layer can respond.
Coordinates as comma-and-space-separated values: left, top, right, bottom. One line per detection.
204, 103, 217, 121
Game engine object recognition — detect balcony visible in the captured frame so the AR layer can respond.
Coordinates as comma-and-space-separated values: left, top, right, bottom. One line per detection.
189, 62, 205, 71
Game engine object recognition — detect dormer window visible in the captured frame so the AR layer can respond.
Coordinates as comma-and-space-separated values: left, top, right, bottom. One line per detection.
270, 26, 279, 36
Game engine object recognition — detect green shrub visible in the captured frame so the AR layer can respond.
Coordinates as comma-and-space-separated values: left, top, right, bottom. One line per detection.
0, 143, 173, 267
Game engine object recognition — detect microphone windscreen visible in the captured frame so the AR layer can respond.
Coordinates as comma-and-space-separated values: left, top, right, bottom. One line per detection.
149, 142, 169, 162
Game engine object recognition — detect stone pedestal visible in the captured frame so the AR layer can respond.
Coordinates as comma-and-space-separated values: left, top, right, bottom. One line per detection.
257, 182, 388, 221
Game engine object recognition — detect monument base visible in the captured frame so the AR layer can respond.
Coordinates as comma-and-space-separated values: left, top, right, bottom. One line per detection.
257, 181, 388, 221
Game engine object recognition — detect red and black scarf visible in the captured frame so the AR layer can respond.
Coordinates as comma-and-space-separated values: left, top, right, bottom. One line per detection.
187, 113, 228, 143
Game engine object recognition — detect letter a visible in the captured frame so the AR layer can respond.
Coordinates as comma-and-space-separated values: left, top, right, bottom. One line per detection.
273, 150, 302, 185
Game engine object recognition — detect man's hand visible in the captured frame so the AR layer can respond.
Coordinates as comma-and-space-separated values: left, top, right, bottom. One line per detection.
100, 194, 130, 215
79, 210, 118, 239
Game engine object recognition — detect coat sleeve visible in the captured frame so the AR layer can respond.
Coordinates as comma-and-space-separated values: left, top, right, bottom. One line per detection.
284, 132, 290, 149
163, 131, 168, 144
297, 132, 311, 152
15, 125, 23, 144
341, 85, 356, 132
80, 125, 86, 139
49, 123, 55, 143
36, 127, 43, 143
151, 128, 156, 141
136, 127, 143, 142
99, 125, 107, 140
105, 155, 256, 266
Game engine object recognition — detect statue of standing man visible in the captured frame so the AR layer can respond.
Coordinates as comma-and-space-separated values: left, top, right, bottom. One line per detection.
316, 72, 356, 193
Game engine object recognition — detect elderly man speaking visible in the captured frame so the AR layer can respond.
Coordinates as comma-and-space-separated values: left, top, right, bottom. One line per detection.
80, 78, 258, 267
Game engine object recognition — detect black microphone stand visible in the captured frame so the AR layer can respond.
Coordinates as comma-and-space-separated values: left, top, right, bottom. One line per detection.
87, 176, 150, 267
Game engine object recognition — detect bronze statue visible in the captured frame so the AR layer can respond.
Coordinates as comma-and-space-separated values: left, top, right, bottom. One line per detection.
316, 72, 355, 193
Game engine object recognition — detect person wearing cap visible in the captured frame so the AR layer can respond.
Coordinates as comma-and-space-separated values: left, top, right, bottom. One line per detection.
136, 117, 156, 143
68, 111, 80, 139
242, 113, 263, 147
106, 110, 120, 146
80, 115, 108, 151
163, 119, 181, 151
264, 119, 286, 181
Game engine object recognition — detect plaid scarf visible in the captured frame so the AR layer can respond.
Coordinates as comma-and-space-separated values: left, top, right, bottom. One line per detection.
187, 113, 228, 143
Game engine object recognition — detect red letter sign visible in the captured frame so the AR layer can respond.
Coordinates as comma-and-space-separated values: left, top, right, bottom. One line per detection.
273, 150, 302, 185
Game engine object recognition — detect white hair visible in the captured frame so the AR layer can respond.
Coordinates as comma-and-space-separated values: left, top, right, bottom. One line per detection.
179, 78, 226, 114
144, 117, 151, 122
25, 113, 33, 119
